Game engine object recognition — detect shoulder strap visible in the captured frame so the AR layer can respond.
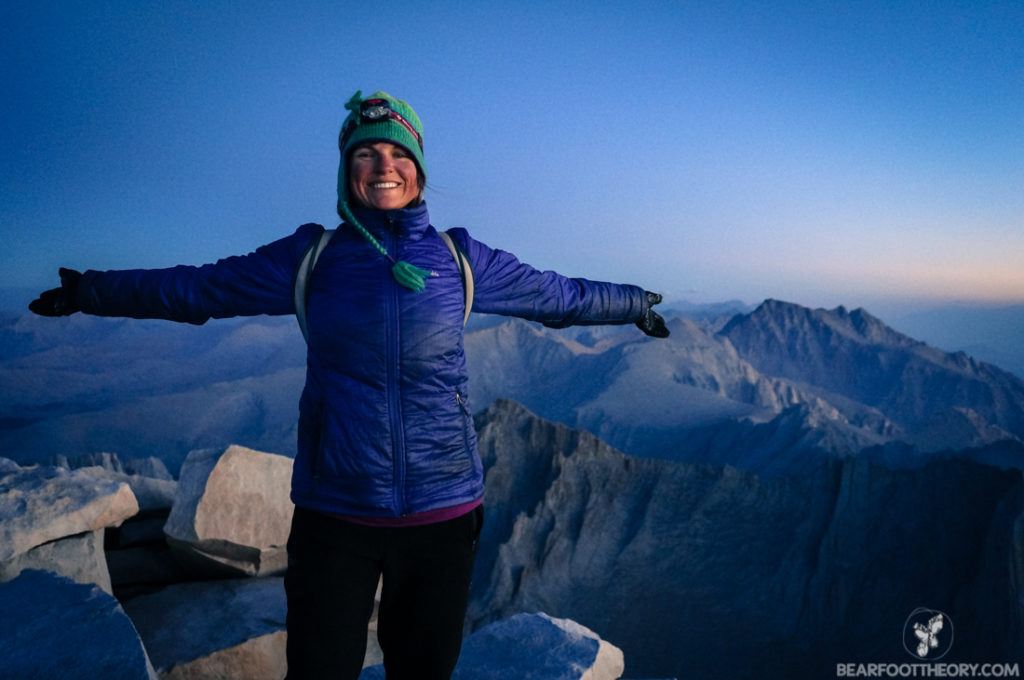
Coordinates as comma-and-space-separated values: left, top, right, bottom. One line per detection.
294, 229, 335, 344
439, 230, 475, 326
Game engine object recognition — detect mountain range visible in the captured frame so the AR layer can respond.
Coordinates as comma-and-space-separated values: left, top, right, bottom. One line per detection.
2, 299, 1023, 476
465, 299, 1024, 474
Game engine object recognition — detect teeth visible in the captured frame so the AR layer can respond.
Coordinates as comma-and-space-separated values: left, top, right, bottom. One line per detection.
370, 182, 400, 189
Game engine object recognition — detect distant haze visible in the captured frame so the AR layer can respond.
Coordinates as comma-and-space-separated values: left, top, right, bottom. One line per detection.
3, 3, 1022, 308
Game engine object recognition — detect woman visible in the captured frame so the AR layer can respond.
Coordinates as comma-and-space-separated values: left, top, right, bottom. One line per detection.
30, 90, 670, 679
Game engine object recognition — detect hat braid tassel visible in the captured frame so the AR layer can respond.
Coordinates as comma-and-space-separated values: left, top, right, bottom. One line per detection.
338, 200, 429, 292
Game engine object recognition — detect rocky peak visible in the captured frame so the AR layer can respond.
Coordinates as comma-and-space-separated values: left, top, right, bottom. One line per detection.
721, 299, 919, 350
718, 299, 1024, 450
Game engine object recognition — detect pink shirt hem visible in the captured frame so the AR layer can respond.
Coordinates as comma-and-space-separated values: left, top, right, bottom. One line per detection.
327, 498, 482, 527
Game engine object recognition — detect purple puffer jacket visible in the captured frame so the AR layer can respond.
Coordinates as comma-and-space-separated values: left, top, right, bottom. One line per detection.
76, 202, 649, 517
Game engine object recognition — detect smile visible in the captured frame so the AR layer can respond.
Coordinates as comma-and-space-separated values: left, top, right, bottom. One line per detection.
370, 182, 401, 189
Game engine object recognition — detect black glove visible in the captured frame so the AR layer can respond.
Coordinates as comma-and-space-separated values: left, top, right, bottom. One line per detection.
636, 291, 669, 338
29, 268, 82, 317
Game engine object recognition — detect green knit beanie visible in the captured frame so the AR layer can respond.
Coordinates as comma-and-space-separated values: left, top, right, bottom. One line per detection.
336, 90, 430, 292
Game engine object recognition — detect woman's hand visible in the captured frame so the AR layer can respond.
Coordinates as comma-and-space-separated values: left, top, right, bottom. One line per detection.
636, 291, 669, 338
29, 268, 82, 316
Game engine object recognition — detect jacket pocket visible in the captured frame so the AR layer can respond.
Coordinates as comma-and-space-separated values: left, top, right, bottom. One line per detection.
455, 389, 470, 417
455, 389, 472, 457
297, 396, 325, 485
312, 417, 326, 481
305, 402, 326, 482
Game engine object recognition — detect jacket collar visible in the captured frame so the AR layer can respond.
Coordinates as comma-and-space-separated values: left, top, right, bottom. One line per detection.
347, 200, 432, 241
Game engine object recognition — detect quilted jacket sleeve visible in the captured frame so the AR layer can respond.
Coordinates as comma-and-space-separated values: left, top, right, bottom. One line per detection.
448, 228, 649, 328
75, 223, 324, 324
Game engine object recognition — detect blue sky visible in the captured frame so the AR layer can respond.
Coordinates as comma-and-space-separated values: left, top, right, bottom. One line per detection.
3, 1, 1022, 312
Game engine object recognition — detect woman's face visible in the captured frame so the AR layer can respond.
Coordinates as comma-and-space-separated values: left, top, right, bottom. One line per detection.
348, 142, 420, 210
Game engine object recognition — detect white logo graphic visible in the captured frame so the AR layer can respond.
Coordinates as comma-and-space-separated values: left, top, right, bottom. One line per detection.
914, 614, 943, 657
902, 608, 954, 660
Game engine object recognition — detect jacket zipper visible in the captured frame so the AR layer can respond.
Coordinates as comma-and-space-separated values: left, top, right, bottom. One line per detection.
384, 223, 408, 515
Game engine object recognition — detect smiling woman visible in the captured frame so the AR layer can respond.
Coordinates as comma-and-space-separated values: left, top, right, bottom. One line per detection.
28, 88, 669, 680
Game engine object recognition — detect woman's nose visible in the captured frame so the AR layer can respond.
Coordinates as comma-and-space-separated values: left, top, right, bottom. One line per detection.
374, 154, 395, 173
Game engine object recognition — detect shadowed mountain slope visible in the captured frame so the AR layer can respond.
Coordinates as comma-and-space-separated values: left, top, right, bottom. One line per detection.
470, 400, 1024, 680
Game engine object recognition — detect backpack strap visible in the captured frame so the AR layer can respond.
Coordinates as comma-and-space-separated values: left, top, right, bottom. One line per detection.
294, 229, 335, 344
293, 227, 474, 343
438, 229, 475, 326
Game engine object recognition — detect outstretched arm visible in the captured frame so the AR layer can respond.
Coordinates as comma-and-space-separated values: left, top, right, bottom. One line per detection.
449, 229, 669, 337
29, 223, 323, 324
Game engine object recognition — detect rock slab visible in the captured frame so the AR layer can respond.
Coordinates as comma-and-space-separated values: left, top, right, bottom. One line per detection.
164, 444, 293, 576
455, 613, 624, 680
0, 458, 139, 561
359, 612, 624, 680
0, 527, 112, 593
123, 577, 287, 679
0, 569, 156, 679
55, 453, 177, 510
0, 458, 138, 590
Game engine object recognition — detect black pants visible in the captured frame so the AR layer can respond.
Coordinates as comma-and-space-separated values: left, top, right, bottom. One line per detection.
284, 505, 483, 680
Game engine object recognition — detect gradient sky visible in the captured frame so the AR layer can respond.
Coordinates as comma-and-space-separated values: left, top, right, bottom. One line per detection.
3, 1, 1022, 313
